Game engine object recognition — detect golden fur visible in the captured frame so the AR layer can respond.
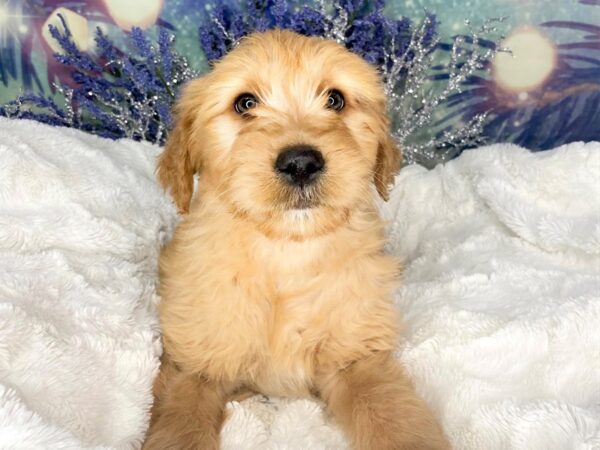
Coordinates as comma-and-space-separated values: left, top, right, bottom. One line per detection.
144, 29, 449, 450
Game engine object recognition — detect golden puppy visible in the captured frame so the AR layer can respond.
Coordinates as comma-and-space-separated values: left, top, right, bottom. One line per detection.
144, 29, 449, 450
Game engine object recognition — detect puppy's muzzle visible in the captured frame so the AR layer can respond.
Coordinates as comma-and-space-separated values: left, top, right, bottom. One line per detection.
275, 144, 325, 188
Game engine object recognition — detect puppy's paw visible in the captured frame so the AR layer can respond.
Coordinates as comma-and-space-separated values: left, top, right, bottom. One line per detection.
353, 416, 450, 450
318, 352, 450, 450
377, 432, 450, 450
142, 419, 220, 450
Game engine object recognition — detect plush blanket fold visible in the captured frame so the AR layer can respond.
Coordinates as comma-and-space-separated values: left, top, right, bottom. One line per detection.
0, 118, 598, 449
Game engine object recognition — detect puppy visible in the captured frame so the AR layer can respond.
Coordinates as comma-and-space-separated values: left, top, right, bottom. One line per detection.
144, 29, 449, 450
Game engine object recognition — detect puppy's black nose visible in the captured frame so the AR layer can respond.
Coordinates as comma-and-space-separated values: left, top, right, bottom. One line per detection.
275, 145, 325, 187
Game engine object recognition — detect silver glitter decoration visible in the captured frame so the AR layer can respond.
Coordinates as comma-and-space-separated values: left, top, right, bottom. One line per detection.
5, 38, 199, 144
117, 53, 195, 142
1, 95, 23, 117
53, 83, 79, 125
97, 47, 199, 142
386, 16, 507, 166
211, 14, 242, 50
318, 0, 350, 44
315, 4, 506, 167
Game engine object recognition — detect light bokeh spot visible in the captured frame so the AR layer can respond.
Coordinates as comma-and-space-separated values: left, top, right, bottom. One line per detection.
493, 27, 557, 93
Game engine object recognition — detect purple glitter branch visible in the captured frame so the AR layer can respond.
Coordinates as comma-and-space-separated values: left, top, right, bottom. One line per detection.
158, 28, 174, 79
197, 0, 421, 67
48, 15, 102, 74
1, 14, 194, 143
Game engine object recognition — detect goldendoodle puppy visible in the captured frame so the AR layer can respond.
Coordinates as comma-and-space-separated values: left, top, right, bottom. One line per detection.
144, 29, 449, 450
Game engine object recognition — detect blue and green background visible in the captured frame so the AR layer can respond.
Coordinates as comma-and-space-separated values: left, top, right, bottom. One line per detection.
0, 0, 598, 153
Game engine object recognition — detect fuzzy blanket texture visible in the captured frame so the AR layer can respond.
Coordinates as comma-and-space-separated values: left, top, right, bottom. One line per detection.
0, 118, 598, 450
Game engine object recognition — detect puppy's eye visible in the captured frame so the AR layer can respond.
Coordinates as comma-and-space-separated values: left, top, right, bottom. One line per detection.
234, 93, 258, 115
326, 89, 345, 112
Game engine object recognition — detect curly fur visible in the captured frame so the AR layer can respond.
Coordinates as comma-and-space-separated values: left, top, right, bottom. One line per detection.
145, 29, 448, 450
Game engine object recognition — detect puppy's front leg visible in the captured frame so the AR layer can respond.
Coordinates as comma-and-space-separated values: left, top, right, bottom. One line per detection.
143, 369, 234, 450
317, 351, 450, 450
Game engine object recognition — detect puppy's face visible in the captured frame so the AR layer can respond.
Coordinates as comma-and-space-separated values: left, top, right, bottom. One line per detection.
158, 30, 400, 239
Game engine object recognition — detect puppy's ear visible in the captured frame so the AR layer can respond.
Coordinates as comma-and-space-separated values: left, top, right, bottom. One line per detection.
373, 110, 402, 201
157, 80, 203, 214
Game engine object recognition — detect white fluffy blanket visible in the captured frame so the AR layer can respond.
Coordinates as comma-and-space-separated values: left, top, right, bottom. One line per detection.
0, 117, 598, 449
0, 118, 177, 449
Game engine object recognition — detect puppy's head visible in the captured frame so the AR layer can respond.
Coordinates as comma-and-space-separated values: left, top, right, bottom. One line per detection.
158, 30, 400, 238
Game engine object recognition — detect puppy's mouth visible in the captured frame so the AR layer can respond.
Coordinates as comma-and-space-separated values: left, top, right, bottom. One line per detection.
282, 185, 321, 210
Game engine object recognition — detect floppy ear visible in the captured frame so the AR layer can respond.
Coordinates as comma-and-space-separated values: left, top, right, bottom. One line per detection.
373, 114, 402, 201
156, 80, 203, 214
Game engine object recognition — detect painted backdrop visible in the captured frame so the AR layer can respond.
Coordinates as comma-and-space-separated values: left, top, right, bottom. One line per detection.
0, 0, 598, 154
